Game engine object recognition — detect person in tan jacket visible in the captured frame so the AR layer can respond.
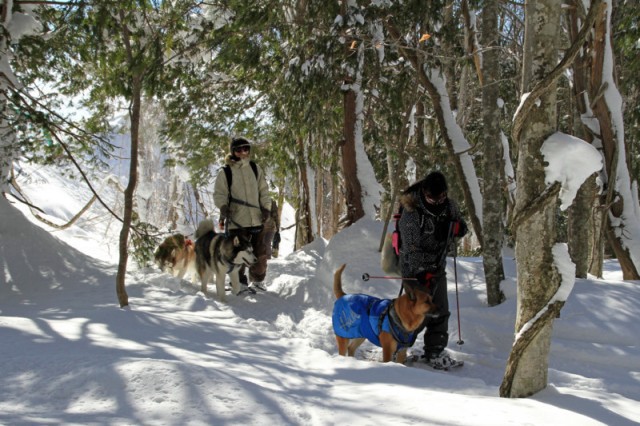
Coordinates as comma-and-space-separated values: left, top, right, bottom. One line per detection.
213, 137, 274, 292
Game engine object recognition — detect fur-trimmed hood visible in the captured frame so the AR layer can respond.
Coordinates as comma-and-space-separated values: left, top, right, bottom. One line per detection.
224, 153, 246, 167
399, 191, 420, 212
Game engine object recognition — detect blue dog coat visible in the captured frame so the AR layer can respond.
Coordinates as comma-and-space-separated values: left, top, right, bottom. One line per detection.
332, 294, 418, 350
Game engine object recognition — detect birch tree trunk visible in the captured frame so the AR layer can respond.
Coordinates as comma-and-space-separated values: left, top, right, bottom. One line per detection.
481, 0, 506, 306
501, 0, 563, 397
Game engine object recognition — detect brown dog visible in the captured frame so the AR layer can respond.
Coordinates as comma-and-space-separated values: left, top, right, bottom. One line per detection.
154, 234, 197, 282
332, 264, 438, 363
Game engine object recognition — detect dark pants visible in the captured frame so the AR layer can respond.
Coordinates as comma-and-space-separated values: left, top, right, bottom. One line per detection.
422, 272, 450, 355
248, 224, 275, 282
231, 216, 276, 283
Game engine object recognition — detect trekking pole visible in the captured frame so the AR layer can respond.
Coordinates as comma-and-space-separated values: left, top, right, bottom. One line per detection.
453, 245, 464, 345
361, 273, 417, 282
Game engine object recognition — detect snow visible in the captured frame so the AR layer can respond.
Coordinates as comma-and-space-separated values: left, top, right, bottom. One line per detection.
2, 164, 640, 425
541, 131, 603, 210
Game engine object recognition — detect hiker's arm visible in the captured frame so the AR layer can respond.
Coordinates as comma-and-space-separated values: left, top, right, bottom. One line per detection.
399, 210, 422, 253
449, 200, 468, 238
256, 164, 272, 211
213, 171, 229, 212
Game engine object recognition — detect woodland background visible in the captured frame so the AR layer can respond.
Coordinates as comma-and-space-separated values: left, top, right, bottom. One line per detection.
2, 0, 640, 398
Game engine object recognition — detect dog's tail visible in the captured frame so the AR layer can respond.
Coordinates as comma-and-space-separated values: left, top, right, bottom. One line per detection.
333, 264, 347, 299
195, 219, 215, 240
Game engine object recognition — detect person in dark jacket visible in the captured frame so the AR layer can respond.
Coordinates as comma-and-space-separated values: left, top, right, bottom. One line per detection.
213, 137, 273, 292
398, 171, 468, 369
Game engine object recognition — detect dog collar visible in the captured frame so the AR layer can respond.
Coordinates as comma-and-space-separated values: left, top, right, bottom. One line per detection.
384, 302, 420, 350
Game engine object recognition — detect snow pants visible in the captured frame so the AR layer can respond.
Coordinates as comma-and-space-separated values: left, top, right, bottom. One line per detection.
422, 272, 450, 355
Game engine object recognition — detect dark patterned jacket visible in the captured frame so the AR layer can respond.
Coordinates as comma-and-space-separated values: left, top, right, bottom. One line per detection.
398, 190, 467, 278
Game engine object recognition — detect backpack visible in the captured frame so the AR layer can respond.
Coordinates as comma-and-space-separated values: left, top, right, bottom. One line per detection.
380, 206, 403, 275
219, 161, 261, 232
223, 160, 258, 189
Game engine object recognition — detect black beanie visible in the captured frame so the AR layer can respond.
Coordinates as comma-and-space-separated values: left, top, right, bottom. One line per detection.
230, 137, 251, 153
422, 171, 448, 195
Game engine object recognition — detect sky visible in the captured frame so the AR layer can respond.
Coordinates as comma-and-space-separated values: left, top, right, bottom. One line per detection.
1, 161, 640, 426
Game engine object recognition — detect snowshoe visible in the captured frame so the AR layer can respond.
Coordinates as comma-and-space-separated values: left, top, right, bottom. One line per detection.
251, 282, 267, 292
422, 352, 463, 370
235, 285, 256, 296
405, 351, 464, 371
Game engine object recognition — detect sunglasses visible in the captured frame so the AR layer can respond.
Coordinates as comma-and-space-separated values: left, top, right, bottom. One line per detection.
425, 191, 447, 205
234, 146, 250, 153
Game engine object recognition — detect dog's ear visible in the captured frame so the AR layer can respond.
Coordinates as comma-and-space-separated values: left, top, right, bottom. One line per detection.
233, 236, 241, 247
403, 281, 417, 301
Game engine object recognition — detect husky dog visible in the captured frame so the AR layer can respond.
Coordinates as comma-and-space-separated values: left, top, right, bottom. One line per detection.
154, 234, 197, 282
194, 219, 257, 302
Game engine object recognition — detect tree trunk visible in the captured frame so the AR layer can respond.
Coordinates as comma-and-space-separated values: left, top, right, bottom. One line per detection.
568, 175, 598, 278
341, 82, 365, 226
589, 2, 640, 279
501, 0, 563, 398
481, 0, 506, 306
379, 97, 415, 250
295, 137, 314, 249
167, 173, 180, 231
340, 3, 365, 227
115, 73, 142, 308
589, 193, 605, 278
567, 5, 598, 278
115, 8, 142, 308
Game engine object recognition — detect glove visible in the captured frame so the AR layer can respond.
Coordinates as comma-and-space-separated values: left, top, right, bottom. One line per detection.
452, 220, 466, 237
452, 221, 461, 237
261, 207, 270, 222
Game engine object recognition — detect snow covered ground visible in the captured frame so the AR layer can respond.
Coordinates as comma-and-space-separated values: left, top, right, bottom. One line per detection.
1, 162, 639, 425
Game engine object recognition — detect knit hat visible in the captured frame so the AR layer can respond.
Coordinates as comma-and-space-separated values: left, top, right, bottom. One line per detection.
230, 137, 251, 153
422, 171, 448, 196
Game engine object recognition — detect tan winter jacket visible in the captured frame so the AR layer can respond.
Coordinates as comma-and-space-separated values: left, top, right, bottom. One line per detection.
213, 154, 272, 230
